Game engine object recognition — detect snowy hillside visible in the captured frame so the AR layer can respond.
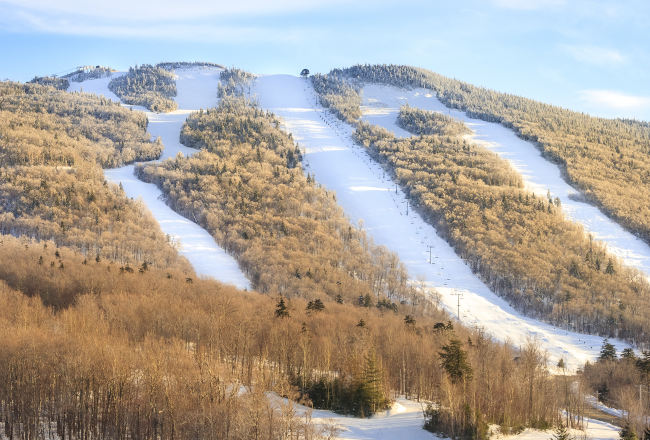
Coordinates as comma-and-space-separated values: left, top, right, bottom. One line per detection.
359, 83, 650, 279
69, 69, 250, 289
252, 74, 631, 371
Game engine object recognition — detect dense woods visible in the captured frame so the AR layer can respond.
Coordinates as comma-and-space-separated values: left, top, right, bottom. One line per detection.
137, 96, 414, 304
353, 121, 650, 345
217, 67, 253, 98
335, 64, 650, 247
0, 81, 183, 268
398, 105, 471, 136
28, 75, 69, 90
108, 64, 178, 112
311, 72, 361, 123
0, 235, 562, 438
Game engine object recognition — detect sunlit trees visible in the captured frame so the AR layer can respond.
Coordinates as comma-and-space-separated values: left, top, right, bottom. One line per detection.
108, 64, 177, 112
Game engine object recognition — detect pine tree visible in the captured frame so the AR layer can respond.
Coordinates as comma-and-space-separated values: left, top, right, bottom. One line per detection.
620, 424, 638, 440
275, 297, 289, 318
550, 424, 573, 440
358, 351, 389, 417
605, 258, 615, 275
620, 348, 636, 361
599, 339, 617, 362
335, 294, 343, 304
439, 339, 473, 383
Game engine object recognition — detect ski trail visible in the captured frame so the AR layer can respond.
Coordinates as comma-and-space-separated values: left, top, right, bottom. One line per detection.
360, 83, 650, 279
68, 69, 250, 289
252, 74, 630, 371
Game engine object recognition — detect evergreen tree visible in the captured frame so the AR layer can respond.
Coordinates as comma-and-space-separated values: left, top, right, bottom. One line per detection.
275, 297, 289, 318
605, 259, 615, 275
642, 426, 649, 440
335, 294, 344, 304
599, 339, 617, 362
439, 339, 473, 383
358, 351, 389, 417
557, 358, 566, 370
550, 424, 573, 440
620, 348, 637, 361
620, 424, 638, 440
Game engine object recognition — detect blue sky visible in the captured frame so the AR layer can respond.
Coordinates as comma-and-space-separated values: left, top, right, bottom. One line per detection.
1, 0, 649, 121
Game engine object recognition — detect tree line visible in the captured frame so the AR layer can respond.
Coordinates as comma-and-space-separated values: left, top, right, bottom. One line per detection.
108, 64, 178, 112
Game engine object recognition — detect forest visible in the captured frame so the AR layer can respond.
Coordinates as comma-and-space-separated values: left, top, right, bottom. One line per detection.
334, 64, 650, 248
0, 231, 563, 439
0, 81, 183, 269
108, 64, 178, 112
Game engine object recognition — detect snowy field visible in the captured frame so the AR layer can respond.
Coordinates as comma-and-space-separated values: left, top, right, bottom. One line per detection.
252, 74, 630, 371
68, 69, 250, 289
360, 83, 650, 279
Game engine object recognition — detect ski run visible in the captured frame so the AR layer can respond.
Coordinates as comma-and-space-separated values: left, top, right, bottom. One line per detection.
68, 68, 250, 290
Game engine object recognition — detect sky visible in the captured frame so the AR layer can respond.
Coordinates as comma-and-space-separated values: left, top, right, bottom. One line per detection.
0, 0, 649, 121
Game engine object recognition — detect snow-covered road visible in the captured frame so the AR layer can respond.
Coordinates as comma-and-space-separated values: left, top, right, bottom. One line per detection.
252, 74, 629, 371
69, 69, 250, 289
360, 83, 650, 279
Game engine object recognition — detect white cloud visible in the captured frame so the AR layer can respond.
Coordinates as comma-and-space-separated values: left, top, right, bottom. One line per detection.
562, 44, 625, 66
491, 0, 565, 10
579, 89, 650, 110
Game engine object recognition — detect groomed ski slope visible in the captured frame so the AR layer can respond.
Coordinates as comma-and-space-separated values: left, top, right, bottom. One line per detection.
252, 74, 629, 371
360, 83, 650, 279
68, 69, 250, 289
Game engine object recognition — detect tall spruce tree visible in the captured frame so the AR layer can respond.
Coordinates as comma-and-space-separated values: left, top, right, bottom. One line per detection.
599, 339, 617, 362
440, 338, 473, 384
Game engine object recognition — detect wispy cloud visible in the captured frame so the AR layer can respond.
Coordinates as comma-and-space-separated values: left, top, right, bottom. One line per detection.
0, 0, 354, 42
491, 0, 565, 10
579, 89, 650, 110
562, 44, 626, 66
0, 0, 349, 21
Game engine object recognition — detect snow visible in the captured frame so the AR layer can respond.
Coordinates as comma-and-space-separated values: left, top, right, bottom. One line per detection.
252, 74, 630, 371
584, 395, 627, 419
276, 395, 620, 440
272, 396, 437, 440
68, 69, 250, 289
496, 419, 620, 440
359, 83, 650, 280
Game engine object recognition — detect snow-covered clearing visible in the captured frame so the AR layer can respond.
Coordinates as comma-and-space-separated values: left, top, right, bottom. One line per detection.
360, 83, 650, 279
68, 69, 250, 289
496, 419, 620, 440
275, 394, 620, 440
252, 74, 629, 371
292, 398, 437, 440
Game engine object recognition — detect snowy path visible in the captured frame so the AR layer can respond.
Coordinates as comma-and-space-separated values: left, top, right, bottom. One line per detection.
360, 83, 650, 279
252, 74, 629, 371
68, 70, 250, 289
